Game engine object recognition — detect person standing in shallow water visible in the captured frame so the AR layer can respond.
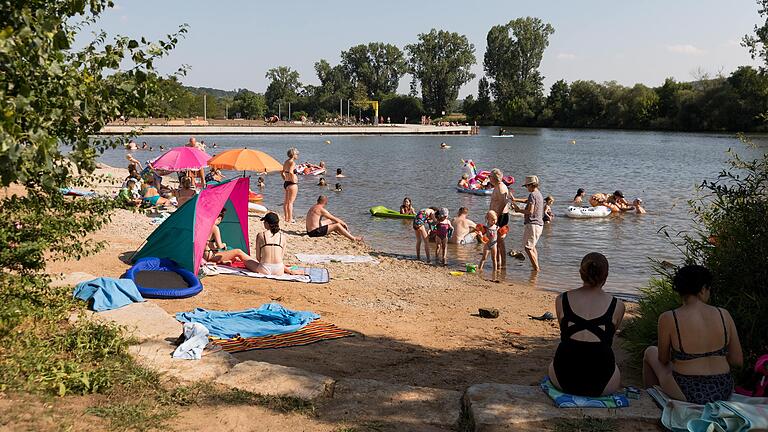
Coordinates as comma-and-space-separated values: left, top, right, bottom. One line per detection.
488, 169, 510, 267
281, 148, 299, 223
513, 175, 544, 272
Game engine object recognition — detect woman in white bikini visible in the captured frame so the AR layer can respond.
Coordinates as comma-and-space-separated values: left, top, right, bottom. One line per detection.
254, 212, 303, 276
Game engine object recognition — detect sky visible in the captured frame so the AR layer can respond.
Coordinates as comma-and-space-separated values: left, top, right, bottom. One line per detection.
84, 0, 764, 97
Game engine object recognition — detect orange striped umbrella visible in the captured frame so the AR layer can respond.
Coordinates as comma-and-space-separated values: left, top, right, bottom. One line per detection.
207, 148, 282, 173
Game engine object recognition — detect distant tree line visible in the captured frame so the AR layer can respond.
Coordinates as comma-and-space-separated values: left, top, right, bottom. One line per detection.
139, 1, 768, 131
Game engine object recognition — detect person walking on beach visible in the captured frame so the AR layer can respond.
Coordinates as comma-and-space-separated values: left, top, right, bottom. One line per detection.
282, 148, 300, 223
489, 169, 510, 267
512, 175, 544, 272
306, 195, 363, 242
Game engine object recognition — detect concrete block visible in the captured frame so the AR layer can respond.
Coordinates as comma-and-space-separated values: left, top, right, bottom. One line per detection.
216, 361, 335, 401
95, 302, 182, 343
129, 340, 237, 382
463, 383, 660, 431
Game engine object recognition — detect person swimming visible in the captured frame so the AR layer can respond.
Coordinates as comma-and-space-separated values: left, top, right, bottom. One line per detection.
333, 183, 342, 192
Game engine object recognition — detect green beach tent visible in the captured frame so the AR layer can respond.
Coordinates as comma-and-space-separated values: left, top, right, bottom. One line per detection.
131, 177, 251, 272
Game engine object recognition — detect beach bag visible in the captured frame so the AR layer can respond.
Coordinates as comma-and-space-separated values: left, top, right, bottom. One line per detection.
735, 354, 768, 397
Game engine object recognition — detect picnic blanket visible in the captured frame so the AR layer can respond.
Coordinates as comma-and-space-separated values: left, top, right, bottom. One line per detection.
209, 320, 354, 353
216, 265, 330, 284
73, 277, 144, 312
294, 253, 379, 265
648, 386, 768, 432
175, 303, 319, 339
541, 377, 630, 408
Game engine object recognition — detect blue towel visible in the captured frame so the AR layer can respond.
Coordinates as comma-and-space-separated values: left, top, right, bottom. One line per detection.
73, 277, 144, 312
541, 377, 630, 408
175, 303, 320, 339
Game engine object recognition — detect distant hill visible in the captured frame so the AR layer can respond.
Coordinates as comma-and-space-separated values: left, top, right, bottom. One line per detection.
184, 86, 239, 99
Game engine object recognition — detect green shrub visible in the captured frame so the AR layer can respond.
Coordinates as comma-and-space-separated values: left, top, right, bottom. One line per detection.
623, 144, 768, 372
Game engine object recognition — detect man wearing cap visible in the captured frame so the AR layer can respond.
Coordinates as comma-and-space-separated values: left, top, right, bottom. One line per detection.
306, 195, 364, 243
608, 190, 632, 211
512, 175, 544, 272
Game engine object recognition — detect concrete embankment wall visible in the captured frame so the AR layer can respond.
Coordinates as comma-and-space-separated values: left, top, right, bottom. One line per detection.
99, 124, 474, 135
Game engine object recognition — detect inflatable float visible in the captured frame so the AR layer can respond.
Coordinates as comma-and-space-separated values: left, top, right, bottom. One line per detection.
459, 160, 515, 192
491, 135, 515, 138
565, 206, 613, 219
248, 190, 263, 202
369, 205, 415, 219
124, 257, 202, 299
456, 186, 493, 196
475, 224, 510, 243
296, 163, 326, 176
248, 202, 268, 214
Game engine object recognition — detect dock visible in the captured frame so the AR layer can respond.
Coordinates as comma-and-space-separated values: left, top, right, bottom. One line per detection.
99, 123, 476, 135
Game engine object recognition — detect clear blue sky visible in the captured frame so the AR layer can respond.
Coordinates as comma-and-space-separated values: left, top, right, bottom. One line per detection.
87, 0, 763, 97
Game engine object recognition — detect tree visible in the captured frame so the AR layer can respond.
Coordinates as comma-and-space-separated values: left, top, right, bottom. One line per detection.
545, 79, 571, 125
0, 1, 183, 395
264, 66, 302, 114
380, 95, 424, 124
405, 29, 476, 115
484, 17, 554, 123
340, 43, 407, 98
568, 80, 606, 128
743, 0, 768, 68
314, 59, 352, 97
621, 84, 659, 128
231, 89, 267, 119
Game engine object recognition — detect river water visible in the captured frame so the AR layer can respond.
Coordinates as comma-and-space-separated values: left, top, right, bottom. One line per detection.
98, 128, 767, 297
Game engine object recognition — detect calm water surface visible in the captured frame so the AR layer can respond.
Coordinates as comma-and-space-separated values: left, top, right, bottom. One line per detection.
99, 128, 768, 297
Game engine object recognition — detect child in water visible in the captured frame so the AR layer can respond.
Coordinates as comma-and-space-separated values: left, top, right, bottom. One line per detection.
257, 176, 266, 190
543, 195, 555, 223
317, 177, 327, 187
336, 168, 345, 178
457, 174, 470, 189
400, 197, 415, 215
633, 198, 646, 214
333, 183, 342, 192
413, 207, 438, 262
478, 210, 500, 272
433, 208, 453, 266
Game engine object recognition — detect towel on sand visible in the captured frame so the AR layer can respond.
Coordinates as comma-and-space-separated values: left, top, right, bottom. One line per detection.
73, 277, 144, 312
175, 303, 319, 339
216, 265, 330, 284
541, 377, 630, 408
647, 387, 768, 432
294, 254, 379, 264
172, 322, 209, 360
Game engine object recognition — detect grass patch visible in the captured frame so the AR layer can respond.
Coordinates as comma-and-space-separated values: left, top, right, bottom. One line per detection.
86, 401, 176, 432
163, 382, 317, 416
554, 417, 617, 432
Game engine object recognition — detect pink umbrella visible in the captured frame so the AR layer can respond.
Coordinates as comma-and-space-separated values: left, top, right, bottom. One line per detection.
151, 146, 211, 172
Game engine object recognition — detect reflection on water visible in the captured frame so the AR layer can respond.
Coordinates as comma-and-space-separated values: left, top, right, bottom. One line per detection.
99, 128, 767, 296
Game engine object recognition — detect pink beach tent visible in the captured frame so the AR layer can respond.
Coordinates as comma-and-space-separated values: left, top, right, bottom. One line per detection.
131, 177, 250, 273
151, 146, 211, 172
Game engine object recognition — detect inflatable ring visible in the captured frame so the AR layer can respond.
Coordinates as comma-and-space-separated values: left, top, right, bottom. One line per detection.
125, 257, 202, 299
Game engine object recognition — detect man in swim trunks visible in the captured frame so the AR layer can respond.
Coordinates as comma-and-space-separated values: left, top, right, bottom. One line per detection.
305, 195, 363, 242
489, 168, 510, 266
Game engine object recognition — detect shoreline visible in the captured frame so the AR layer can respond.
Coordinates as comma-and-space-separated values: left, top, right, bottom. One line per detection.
99, 123, 475, 135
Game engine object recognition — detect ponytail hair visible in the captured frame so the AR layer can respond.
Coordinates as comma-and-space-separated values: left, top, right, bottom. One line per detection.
579, 252, 609, 287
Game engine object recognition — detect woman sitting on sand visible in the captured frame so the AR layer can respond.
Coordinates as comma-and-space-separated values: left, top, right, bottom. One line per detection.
642, 265, 742, 404
174, 176, 197, 207
254, 212, 303, 276
141, 177, 170, 207
204, 209, 261, 272
548, 252, 625, 396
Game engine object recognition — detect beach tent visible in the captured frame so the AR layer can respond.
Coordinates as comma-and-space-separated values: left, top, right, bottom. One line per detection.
131, 177, 250, 273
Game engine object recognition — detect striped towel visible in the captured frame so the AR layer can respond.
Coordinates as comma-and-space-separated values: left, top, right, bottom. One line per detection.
209, 320, 353, 353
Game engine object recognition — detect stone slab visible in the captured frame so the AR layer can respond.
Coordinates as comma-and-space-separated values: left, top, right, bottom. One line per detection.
50, 272, 97, 287
95, 302, 183, 343
215, 361, 334, 401
322, 378, 461, 430
129, 339, 237, 382
463, 383, 660, 431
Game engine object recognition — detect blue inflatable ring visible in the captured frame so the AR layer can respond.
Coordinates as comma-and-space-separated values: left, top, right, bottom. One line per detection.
125, 257, 203, 299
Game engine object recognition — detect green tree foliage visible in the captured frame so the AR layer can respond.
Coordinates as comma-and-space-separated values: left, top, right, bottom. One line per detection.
624, 146, 768, 375
465, 77, 496, 124
405, 29, 476, 115
315, 59, 352, 97
0, 0, 183, 395
743, 0, 768, 68
264, 66, 302, 115
545, 79, 571, 126
379, 95, 424, 123
484, 17, 554, 124
231, 89, 267, 119
340, 43, 407, 98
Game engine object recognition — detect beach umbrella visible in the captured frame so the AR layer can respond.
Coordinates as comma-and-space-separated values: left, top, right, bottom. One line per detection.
151, 146, 211, 172
207, 148, 282, 174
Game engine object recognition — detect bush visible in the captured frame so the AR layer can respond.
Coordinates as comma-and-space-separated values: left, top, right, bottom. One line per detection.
623, 144, 768, 373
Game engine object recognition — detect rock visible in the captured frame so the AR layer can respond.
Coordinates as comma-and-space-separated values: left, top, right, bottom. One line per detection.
215, 361, 334, 401
50, 272, 97, 287
463, 383, 660, 431
322, 378, 461, 430
129, 340, 237, 383
95, 302, 183, 343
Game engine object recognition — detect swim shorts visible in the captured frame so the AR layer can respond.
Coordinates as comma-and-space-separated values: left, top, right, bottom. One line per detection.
283, 181, 297, 189
307, 225, 329, 238
142, 195, 160, 206
497, 212, 510, 228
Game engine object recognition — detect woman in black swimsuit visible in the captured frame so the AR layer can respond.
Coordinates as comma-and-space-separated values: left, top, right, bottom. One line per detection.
548, 252, 626, 396
643, 265, 743, 404
281, 148, 299, 223
254, 212, 303, 276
